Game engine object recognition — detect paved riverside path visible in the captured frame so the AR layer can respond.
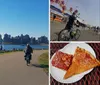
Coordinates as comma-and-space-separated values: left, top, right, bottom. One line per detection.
50, 21, 100, 41
0, 50, 48, 85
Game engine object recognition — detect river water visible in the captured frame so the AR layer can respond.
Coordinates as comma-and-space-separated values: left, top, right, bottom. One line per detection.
1, 44, 48, 50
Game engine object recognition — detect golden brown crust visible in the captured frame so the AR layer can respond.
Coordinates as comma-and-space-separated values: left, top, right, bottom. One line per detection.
64, 47, 100, 79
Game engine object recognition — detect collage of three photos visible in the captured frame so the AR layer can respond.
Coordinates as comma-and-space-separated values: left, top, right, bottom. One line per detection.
0, 0, 100, 85
50, 0, 100, 85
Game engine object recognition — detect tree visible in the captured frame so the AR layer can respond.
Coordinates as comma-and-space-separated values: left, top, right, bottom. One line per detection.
2, 34, 48, 45
38, 36, 48, 44
20, 34, 24, 44
30, 37, 37, 44
23, 34, 30, 44
3, 34, 11, 42
0, 34, 2, 44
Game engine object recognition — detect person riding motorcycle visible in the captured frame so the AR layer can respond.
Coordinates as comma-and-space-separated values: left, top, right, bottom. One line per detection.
24, 44, 33, 66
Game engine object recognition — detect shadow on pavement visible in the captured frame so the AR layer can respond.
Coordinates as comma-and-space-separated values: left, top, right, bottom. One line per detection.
31, 64, 48, 76
31, 64, 48, 68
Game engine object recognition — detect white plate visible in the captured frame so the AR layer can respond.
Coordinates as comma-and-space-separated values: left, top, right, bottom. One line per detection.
50, 42, 96, 84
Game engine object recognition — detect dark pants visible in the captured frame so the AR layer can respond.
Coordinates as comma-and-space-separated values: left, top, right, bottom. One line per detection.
24, 54, 32, 61
64, 24, 74, 38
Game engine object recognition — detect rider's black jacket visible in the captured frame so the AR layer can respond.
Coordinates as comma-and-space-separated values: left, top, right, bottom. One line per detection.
24, 46, 33, 60
65, 14, 76, 30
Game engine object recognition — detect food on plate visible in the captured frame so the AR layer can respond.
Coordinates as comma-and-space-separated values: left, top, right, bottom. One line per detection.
64, 47, 100, 79
52, 51, 73, 71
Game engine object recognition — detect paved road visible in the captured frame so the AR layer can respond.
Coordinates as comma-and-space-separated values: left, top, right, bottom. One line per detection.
50, 21, 100, 41
0, 50, 48, 85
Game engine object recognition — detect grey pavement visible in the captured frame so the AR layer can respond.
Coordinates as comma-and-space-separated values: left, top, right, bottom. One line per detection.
0, 50, 48, 85
50, 21, 100, 41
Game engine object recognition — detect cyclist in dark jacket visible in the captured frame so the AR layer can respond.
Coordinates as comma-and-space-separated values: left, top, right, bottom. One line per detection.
65, 12, 77, 32
24, 44, 33, 65
64, 11, 78, 39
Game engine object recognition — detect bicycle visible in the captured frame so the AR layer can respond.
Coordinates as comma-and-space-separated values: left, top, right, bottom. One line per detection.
58, 28, 81, 41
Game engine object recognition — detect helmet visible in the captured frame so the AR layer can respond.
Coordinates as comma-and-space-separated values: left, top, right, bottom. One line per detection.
74, 10, 78, 13
27, 44, 29, 47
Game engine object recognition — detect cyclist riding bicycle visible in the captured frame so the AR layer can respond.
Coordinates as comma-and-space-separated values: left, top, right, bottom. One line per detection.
58, 10, 81, 41
64, 10, 78, 38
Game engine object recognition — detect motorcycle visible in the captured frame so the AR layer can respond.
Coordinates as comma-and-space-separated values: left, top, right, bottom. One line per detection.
25, 54, 31, 66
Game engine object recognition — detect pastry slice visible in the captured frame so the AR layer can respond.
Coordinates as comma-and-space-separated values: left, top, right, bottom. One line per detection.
64, 47, 100, 79
52, 51, 73, 71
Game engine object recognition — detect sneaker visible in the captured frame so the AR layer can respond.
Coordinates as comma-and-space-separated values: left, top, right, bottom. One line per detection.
26, 63, 29, 66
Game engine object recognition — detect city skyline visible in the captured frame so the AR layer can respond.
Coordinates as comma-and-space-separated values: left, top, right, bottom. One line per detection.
0, 33, 48, 39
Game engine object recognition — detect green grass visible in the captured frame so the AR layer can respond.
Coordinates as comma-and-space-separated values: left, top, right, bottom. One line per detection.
0, 50, 23, 55
38, 52, 49, 74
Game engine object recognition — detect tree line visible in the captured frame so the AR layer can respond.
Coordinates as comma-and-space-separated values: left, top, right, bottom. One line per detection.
0, 34, 48, 44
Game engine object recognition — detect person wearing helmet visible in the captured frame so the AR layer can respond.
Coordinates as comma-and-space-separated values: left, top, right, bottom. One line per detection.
24, 44, 33, 66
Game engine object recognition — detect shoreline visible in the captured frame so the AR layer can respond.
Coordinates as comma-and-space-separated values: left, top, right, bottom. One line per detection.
0, 49, 48, 55
1, 43, 48, 46
0, 44, 48, 51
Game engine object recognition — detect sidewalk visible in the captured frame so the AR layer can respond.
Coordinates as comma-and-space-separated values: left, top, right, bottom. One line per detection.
0, 50, 48, 85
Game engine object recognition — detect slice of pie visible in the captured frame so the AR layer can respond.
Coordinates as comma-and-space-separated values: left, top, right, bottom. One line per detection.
64, 47, 100, 79
52, 51, 73, 71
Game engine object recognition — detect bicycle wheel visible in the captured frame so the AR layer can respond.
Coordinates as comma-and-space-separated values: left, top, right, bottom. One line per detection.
74, 29, 81, 40
52, 32, 58, 41
58, 29, 69, 41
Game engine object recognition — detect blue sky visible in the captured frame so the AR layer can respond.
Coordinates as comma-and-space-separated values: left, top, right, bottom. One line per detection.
66, 0, 100, 26
0, 0, 48, 38
52, 0, 100, 26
